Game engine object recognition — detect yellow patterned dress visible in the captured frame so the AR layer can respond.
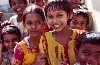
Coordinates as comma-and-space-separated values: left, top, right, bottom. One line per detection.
12, 37, 39, 65
39, 29, 82, 65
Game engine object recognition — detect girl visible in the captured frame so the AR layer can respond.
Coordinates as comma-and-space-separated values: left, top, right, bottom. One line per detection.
68, 10, 94, 31
12, 5, 47, 65
39, 1, 84, 65
1, 25, 21, 65
9, 0, 28, 38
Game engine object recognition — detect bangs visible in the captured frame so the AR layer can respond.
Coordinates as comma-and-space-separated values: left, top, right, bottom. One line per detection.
47, 3, 63, 12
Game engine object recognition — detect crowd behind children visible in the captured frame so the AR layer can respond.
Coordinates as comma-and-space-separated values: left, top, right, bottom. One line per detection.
0, 0, 99, 65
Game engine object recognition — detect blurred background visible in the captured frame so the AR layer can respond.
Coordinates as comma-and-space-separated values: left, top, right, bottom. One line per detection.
0, 0, 100, 31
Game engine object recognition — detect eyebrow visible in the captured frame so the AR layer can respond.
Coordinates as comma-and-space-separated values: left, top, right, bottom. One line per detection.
56, 11, 64, 14
94, 51, 100, 54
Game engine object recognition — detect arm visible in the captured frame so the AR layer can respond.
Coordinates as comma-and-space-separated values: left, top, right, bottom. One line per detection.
0, 43, 2, 64
33, 52, 49, 65
12, 44, 24, 65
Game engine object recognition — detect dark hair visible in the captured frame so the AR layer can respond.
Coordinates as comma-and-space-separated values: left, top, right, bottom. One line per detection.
9, 0, 27, 7
73, 11, 89, 26
76, 32, 100, 51
1, 25, 21, 42
23, 4, 45, 23
44, 0, 72, 18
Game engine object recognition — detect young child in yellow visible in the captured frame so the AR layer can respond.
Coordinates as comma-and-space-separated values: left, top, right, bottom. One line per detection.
39, 1, 84, 65
12, 5, 47, 65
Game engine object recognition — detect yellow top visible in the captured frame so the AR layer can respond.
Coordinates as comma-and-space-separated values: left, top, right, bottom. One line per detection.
39, 30, 79, 65
12, 38, 38, 65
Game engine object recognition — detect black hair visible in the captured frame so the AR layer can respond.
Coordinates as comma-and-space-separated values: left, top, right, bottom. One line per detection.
73, 11, 89, 26
1, 25, 21, 42
23, 4, 45, 23
44, 0, 72, 18
76, 32, 100, 51
9, 0, 27, 7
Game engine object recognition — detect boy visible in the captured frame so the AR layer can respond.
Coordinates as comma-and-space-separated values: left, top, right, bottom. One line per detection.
75, 32, 100, 65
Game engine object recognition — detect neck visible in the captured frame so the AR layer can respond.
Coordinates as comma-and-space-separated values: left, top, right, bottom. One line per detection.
54, 27, 72, 36
17, 14, 23, 22
28, 35, 41, 48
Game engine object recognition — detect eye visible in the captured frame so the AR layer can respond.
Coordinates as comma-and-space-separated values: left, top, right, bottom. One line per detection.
56, 14, 63, 18
18, 1, 24, 4
12, 38, 18, 42
11, 2, 16, 6
36, 21, 42, 25
82, 51, 90, 56
72, 20, 77, 25
47, 15, 53, 19
4, 40, 9, 43
26, 21, 33, 25
80, 21, 85, 25
94, 53, 100, 58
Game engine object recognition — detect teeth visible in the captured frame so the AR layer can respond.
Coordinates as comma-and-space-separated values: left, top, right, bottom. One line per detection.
54, 25, 60, 27
86, 63, 91, 65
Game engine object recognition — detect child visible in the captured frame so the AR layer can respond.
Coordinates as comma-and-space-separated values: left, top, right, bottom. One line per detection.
69, 10, 94, 31
39, 1, 84, 65
69, 10, 89, 31
1, 25, 21, 65
75, 32, 100, 65
29, 0, 45, 8
12, 5, 47, 65
9, 0, 28, 38
63, 0, 80, 9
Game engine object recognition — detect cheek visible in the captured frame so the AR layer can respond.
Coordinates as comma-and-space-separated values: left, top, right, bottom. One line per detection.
47, 19, 52, 25
4, 43, 9, 48
78, 54, 87, 63
37, 26, 44, 32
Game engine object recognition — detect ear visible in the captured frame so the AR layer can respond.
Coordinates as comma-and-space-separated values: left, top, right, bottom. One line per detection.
22, 22, 26, 29
69, 13, 73, 19
75, 49, 80, 61
86, 24, 89, 31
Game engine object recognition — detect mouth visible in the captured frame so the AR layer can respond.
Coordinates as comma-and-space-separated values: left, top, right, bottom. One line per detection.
86, 63, 92, 65
51, 23, 62, 29
17, 8, 24, 13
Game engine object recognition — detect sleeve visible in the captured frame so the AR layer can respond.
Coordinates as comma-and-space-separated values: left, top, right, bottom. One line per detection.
12, 44, 24, 65
9, 15, 17, 25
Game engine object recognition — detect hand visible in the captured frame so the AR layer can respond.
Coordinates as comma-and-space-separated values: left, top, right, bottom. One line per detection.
33, 52, 48, 65
0, 43, 2, 52
58, 59, 69, 65
0, 11, 3, 21
1, 20, 11, 28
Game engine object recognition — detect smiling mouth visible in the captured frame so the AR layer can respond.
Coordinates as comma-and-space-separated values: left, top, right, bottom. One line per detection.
52, 23, 62, 29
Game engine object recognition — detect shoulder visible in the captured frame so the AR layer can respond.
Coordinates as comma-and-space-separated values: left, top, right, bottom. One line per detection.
10, 15, 18, 20
9, 15, 18, 24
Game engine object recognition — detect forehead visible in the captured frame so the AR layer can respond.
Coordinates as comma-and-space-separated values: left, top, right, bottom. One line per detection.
47, 9, 66, 15
10, 0, 24, 3
80, 44, 100, 52
73, 15, 87, 20
67, 0, 80, 4
3, 34, 18, 39
26, 13, 43, 20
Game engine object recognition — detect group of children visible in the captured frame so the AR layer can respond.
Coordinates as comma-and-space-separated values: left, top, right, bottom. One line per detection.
0, 0, 99, 65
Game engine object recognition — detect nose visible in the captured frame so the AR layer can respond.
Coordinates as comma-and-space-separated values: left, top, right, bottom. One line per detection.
9, 41, 13, 46
31, 23, 36, 29
86, 56, 97, 65
52, 18, 58, 24
76, 24, 81, 29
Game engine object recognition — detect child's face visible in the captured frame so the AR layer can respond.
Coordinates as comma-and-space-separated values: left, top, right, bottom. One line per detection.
77, 44, 100, 65
10, 0, 27, 15
3, 34, 19, 52
70, 15, 87, 30
67, 0, 80, 9
24, 13, 45, 37
47, 10, 69, 32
